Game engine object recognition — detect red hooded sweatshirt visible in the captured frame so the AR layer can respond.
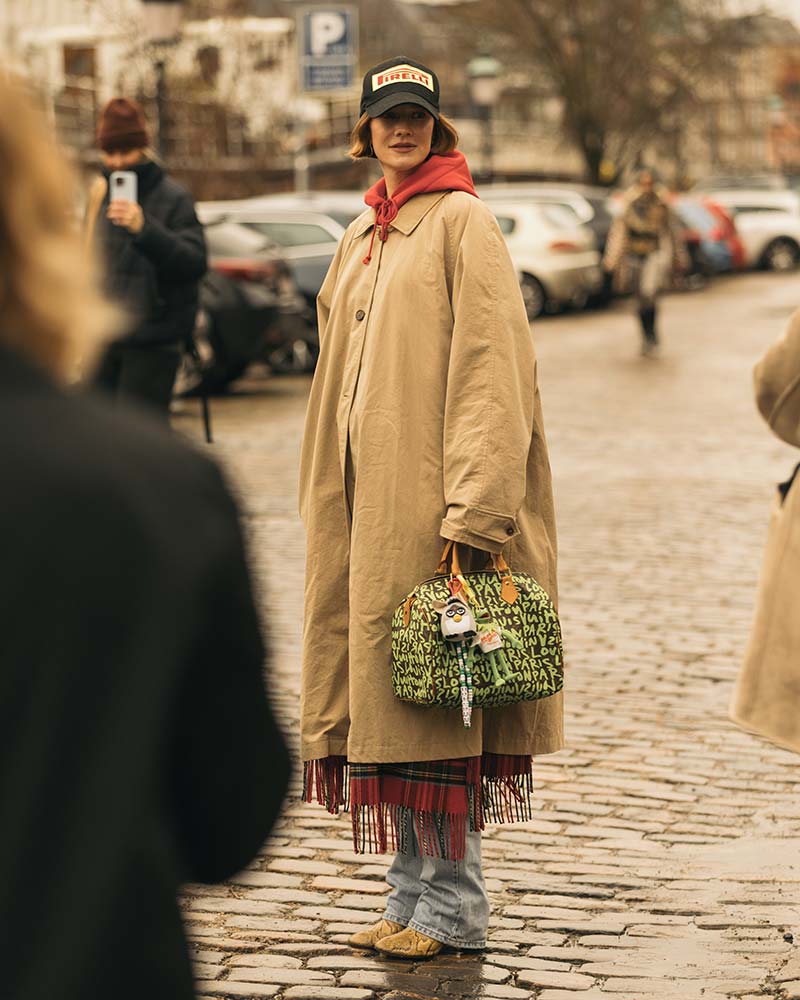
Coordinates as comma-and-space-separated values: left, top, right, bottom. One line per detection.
361, 151, 478, 265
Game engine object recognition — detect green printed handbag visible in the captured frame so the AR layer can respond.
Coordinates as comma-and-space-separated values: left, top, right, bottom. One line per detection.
391, 540, 564, 728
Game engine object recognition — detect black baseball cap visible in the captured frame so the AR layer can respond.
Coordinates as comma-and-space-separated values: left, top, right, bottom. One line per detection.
360, 56, 440, 119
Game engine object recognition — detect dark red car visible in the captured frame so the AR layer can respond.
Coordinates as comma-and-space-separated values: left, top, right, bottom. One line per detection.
704, 198, 746, 269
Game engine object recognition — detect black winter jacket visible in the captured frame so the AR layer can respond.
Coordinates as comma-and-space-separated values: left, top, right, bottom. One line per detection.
1, 344, 290, 1000
99, 159, 207, 347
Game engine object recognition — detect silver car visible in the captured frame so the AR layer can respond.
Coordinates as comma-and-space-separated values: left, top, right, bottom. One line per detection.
701, 190, 800, 270
731, 210, 800, 271
490, 201, 603, 320
197, 202, 346, 308
239, 191, 367, 229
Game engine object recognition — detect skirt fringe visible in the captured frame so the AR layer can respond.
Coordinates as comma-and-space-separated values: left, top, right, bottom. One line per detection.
302, 753, 534, 860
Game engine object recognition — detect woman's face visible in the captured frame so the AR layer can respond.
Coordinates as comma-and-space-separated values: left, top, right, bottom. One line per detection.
370, 104, 434, 175
638, 170, 654, 192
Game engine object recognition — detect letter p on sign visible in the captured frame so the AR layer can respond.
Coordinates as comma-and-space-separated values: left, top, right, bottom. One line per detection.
310, 12, 346, 56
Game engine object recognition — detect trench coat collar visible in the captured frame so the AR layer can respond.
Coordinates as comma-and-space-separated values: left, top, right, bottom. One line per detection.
352, 190, 451, 239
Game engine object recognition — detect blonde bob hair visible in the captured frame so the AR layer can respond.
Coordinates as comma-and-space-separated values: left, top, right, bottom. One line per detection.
0, 77, 116, 381
348, 111, 459, 160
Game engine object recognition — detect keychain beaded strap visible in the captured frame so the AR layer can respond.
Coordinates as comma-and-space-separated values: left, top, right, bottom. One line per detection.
454, 639, 473, 728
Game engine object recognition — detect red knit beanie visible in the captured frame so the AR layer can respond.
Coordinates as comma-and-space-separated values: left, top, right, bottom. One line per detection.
96, 98, 149, 153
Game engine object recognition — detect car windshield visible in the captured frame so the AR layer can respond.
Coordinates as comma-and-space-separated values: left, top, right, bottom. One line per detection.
204, 221, 274, 257
322, 209, 362, 227
494, 215, 516, 235
675, 200, 716, 234
583, 197, 613, 223
241, 221, 338, 247
537, 204, 581, 228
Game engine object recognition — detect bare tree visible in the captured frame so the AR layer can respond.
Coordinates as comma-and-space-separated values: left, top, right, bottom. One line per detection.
526, 0, 741, 182
449, 0, 741, 183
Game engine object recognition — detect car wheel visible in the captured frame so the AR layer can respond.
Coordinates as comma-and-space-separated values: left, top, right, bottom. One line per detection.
571, 288, 590, 311
519, 274, 547, 320
176, 311, 250, 397
763, 238, 800, 272
267, 337, 320, 375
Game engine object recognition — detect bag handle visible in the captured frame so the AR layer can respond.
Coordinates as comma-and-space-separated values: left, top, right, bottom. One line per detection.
435, 540, 518, 604
435, 539, 461, 575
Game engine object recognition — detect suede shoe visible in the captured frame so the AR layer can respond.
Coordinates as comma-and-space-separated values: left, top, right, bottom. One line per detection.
375, 926, 444, 958
347, 918, 405, 950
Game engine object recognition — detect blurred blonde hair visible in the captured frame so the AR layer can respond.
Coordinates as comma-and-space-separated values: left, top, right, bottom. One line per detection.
0, 76, 116, 381
348, 111, 459, 160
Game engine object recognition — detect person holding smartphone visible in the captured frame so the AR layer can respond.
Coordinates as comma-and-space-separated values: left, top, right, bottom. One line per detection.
89, 98, 207, 419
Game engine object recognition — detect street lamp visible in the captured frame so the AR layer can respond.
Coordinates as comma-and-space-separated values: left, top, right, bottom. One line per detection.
140, 0, 184, 156
290, 97, 326, 194
467, 53, 502, 184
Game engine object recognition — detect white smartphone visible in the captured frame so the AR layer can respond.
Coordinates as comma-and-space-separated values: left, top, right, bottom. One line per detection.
109, 170, 138, 203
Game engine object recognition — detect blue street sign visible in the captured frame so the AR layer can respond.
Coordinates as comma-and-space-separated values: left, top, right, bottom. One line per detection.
298, 6, 358, 94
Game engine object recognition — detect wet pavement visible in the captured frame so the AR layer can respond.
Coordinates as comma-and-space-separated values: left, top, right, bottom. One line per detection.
172, 271, 800, 1000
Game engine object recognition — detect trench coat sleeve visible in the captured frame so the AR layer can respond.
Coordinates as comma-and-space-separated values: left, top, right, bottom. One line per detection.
133, 191, 208, 281
168, 467, 291, 884
439, 196, 536, 555
754, 308, 800, 449
315, 229, 350, 345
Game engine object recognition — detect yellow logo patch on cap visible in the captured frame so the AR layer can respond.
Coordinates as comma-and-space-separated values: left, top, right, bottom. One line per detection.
372, 64, 434, 93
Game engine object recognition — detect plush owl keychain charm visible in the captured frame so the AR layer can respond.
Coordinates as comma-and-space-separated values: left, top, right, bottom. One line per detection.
433, 581, 477, 728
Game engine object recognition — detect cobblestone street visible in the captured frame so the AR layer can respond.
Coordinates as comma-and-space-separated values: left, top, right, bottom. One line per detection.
173, 271, 800, 1000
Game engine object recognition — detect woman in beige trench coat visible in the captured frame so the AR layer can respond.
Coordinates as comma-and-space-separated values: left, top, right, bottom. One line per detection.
731, 308, 800, 754
299, 56, 563, 959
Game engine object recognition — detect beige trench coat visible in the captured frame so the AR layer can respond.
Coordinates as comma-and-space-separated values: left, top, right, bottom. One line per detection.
299, 190, 563, 764
731, 308, 800, 754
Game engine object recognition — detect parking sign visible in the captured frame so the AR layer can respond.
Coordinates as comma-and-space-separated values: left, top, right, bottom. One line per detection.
298, 6, 358, 93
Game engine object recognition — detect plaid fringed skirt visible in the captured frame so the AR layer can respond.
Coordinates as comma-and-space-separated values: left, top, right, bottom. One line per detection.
302, 753, 534, 861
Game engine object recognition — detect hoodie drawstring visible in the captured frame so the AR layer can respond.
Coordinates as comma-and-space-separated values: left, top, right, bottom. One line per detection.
360, 152, 479, 265
362, 199, 398, 266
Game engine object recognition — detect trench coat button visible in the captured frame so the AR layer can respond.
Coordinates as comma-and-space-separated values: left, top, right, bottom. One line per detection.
355, 309, 366, 321
506, 526, 515, 536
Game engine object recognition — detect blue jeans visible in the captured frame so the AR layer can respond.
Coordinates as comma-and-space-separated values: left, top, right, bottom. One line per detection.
381, 821, 490, 950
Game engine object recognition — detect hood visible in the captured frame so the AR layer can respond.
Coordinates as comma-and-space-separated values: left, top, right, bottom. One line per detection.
361, 151, 478, 264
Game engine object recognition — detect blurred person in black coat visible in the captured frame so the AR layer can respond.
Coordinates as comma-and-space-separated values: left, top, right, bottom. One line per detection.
87, 97, 207, 419
0, 78, 291, 1000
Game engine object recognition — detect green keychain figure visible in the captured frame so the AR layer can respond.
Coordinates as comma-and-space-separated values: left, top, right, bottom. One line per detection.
471, 610, 522, 687
433, 582, 478, 728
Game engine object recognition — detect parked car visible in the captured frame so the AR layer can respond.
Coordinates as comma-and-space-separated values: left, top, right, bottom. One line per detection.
489, 201, 603, 320
672, 196, 737, 276
693, 190, 800, 271
702, 188, 800, 216
183, 220, 311, 395
482, 183, 614, 254
241, 190, 367, 229
730, 209, 800, 271
704, 199, 746, 270
198, 201, 346, 312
